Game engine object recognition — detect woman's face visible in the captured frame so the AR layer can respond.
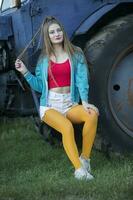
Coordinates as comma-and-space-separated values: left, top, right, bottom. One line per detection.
48, 23, 63, 45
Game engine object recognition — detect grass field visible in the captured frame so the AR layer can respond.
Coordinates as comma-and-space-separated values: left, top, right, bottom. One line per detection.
0, 117, 133, 200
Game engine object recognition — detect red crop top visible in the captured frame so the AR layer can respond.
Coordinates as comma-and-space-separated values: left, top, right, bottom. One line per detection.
48, 59, 71, 89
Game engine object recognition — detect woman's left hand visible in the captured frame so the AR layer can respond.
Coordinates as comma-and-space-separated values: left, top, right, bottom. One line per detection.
82, 101, 99, 116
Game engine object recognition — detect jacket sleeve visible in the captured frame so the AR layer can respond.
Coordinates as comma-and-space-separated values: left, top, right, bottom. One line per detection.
24, 61, 43, 93
75, 53, 89, 102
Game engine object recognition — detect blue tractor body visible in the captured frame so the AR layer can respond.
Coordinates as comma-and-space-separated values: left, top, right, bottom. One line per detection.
0, 1, 129, 51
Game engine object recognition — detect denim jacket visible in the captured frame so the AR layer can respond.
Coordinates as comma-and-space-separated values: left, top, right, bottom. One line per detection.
24, 52, 89, 106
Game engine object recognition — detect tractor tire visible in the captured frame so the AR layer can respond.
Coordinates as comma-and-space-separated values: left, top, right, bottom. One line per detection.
84, 14, 133, 151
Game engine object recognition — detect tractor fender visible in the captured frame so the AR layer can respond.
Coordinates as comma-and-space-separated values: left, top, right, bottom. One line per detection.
75, 3, 118, 35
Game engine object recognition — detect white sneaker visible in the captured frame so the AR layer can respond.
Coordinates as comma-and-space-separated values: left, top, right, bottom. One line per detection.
79, 156, 91, 172
74, 167, 94, 180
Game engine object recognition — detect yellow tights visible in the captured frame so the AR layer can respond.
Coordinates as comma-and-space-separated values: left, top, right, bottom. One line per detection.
42, 105, 98, 169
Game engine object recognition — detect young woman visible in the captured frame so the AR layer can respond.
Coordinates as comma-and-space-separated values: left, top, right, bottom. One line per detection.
15, 16, 99, 180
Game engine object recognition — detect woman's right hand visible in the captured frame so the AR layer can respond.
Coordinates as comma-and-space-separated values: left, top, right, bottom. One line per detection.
15, 59, 28, 75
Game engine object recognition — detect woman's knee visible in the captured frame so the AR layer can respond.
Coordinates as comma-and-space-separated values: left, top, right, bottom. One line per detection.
85, 110, 98, 124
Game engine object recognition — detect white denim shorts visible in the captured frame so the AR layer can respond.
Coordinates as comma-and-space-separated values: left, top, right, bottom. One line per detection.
40, 91, 78, 119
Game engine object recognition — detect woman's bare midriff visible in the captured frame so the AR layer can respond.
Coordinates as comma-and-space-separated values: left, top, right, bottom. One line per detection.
49, 86, 70, 93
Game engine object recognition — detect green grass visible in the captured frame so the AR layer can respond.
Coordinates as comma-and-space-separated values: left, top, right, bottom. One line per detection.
0, 117, 133, 200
